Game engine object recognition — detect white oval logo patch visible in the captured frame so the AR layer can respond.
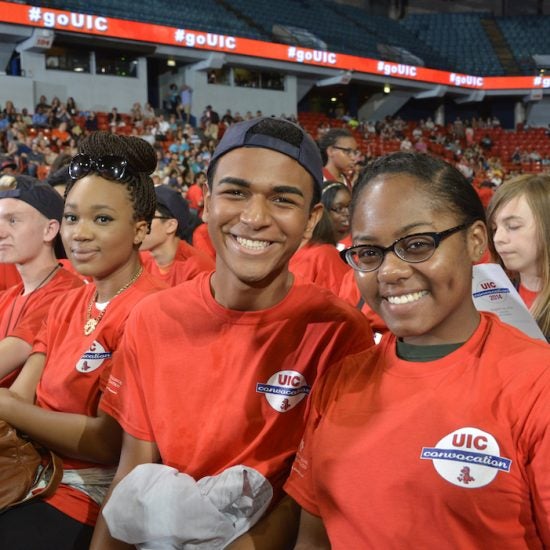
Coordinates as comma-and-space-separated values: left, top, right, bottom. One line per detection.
76, 340, 111, 373
256, 370, 310, 413
420, 427, 512, 488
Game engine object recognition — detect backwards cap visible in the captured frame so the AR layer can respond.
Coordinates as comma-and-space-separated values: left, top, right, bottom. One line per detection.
207, 117, 323, 193
0, 174, 64, 222
154, 185, 190, 240
0, 174, 66, 258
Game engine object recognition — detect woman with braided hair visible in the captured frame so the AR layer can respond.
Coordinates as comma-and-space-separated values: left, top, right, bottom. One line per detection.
0, 132, 166, 548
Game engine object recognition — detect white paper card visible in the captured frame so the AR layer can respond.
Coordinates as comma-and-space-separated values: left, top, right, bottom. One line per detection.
472, 263, 546, 341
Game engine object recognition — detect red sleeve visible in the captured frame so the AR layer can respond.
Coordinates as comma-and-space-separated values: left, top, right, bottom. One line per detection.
284, 364, 331, 516
31, 317, 48, 355
522, 374, 550, 547
100, 306, 156, 442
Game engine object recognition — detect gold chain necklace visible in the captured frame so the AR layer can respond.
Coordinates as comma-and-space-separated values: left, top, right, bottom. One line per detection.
83, 266, 143, 336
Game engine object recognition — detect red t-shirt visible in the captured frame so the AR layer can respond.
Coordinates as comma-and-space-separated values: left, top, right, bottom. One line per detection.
338, 268, 387, 335
476, 186, 495, 209
338, 235, 352, 250
58, 258, 93, 283
32, 271, 166, 526
192, 223, 216, 261
0, 263, 20, 291
0, 267, 83, 345
101, 272, 374, 504
186, 184, 204, 216
285, 312, 550, 548
140, 240, 214, 287
0, 267, 83, 386
289, 243, 349, 296
322, 167, 351, 190
519, 284, 539, 310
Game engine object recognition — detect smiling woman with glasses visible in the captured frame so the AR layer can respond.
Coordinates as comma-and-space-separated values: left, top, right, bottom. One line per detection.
286, 151, 550, 550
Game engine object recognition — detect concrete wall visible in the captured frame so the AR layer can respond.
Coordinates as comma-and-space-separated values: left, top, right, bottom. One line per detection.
526, 97, 550, 127
2, 50, 299, 119
158, 67, 298, 120
5, 50, 149, 113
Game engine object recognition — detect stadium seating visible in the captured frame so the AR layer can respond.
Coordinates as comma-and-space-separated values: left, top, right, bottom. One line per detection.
24, 0, 550, 77
399, 12, 503, 76
497, 16, 550, 75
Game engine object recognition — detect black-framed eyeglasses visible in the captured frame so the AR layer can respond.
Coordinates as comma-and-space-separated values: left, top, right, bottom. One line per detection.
332, 146, 360, 157
153, 215, 171, 220
340, 222, 471, 272
330, 205, 350, 215
68, 154, 129, 181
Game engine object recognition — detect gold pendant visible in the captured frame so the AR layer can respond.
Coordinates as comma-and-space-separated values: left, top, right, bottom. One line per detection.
84, 318, 98, 336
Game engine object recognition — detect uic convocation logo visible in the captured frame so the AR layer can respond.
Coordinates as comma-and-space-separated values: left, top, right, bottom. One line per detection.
420, 427, 512, 488
256, 370, 310, 413
76, 340, 111, 373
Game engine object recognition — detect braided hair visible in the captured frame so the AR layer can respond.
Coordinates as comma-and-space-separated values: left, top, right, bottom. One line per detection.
65, 132, 157, 226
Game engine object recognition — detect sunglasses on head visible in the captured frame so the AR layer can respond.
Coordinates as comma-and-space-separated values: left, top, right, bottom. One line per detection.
68, 154, 129, 181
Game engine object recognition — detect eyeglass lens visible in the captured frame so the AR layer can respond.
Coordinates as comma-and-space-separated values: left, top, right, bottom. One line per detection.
348, 234, 437, 271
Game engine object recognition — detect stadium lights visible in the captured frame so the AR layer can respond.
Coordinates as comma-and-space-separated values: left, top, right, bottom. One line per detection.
383, 83, 391, 94
167, 59, 176, 67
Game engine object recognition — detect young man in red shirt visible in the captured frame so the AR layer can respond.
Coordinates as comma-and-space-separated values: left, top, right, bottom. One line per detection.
139, 185, 213, 286
92, 117, 374, 549
0, 174, 82, 385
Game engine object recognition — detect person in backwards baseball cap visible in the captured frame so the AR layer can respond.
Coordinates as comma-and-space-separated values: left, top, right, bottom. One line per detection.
94, 117, 373, 548
0, 174, 82, 386
139, 184, 214, 286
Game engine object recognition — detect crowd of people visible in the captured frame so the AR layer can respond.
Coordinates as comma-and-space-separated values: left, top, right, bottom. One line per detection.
0, 93, 548, 549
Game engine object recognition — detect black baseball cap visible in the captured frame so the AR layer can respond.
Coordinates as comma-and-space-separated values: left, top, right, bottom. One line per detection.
0, 174, 64, 222
47, 165, 71, 189
154, 185, 190, 239
0, 159, 17, 172
0, 174, 66, 258
207, 117, 323, 193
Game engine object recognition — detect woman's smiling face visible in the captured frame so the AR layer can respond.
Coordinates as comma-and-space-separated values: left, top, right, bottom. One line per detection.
352, 173, 486, 345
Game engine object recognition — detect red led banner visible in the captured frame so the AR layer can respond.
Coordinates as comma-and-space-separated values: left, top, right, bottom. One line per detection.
1, 1, 548, 91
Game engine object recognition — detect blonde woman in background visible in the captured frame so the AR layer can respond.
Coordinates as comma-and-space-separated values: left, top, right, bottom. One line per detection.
487, 173, 550, 341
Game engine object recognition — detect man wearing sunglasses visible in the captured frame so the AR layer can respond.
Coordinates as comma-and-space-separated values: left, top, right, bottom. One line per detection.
92, 117, 374, 549
0, 174, 82, 387
319, 128, 360, 189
